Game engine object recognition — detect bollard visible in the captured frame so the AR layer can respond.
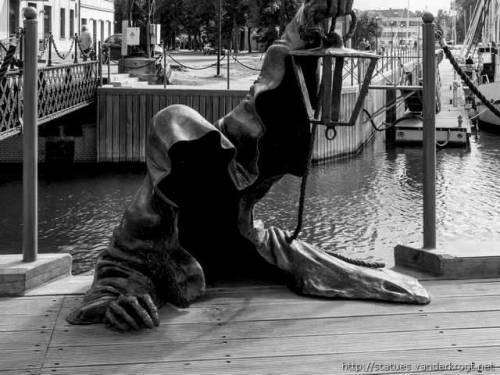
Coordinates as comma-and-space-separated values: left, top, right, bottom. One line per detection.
162, 41, 166, 89
47, 32, 53, 66
22, 7, 38, 263
74, 33, 78, 63
422, 12, 436, 250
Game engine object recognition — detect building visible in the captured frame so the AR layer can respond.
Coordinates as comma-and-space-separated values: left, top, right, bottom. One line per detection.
0, 0, 114, 51
366, 8, 421, 48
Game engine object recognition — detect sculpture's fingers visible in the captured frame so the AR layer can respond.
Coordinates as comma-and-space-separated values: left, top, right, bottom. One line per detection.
138, 294, 160, 327
104, 308, 130, 332
109, 301, 140, 330
125, 296, 155, 329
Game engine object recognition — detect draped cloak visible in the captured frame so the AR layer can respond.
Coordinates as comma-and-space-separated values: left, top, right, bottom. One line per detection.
68, 21, 429, 325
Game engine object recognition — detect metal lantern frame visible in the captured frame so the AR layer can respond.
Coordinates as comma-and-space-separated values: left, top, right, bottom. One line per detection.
289, 47, 380, 138
288, 39, 380, 241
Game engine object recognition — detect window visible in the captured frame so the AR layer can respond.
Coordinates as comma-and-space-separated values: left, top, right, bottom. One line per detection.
69, 9, 74, 36
43, 6, 52, 36
107, 21, 111, 37
100, 20, 104, 41
82, 18, 87, 25
27, 2, 37, 8
60, 8, 66, 38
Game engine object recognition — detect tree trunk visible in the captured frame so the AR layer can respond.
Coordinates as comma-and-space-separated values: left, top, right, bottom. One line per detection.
248, 27, 252, 53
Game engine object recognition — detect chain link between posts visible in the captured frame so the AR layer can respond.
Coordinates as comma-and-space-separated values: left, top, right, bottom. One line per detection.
166, 53, 226, 70
51, 35, 75, 61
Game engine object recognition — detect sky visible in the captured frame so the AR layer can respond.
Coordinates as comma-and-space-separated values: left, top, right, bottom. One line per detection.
355, 0, 452, 15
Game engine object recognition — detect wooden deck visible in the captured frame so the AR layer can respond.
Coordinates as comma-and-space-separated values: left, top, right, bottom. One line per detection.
1, 277, 499, 374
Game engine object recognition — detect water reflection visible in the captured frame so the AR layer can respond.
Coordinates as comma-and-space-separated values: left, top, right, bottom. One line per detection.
1, 131, 499, 274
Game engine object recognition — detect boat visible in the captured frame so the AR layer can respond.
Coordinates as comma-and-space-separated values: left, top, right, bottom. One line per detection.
457, 0, 500, 130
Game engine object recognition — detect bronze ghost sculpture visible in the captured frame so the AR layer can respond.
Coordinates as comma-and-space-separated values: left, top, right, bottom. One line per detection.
68, 0, 430, 331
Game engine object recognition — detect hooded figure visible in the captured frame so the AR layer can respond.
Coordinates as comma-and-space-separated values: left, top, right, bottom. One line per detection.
68, 0, 430, 331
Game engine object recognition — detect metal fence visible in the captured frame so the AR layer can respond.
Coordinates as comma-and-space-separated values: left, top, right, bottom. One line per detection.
0, 61, 100, 140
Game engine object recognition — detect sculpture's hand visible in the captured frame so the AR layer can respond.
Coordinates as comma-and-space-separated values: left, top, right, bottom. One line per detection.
104, 294, 160, 331
303, 0, 354, 25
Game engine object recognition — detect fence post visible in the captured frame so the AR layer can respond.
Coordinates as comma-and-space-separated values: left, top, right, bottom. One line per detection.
47, 32, 53, 67
98, 41, 103, 86
18, 28, 23, 64
422, 12, 437, 250
107, 45, 111, 83
162, 41, 167, 89
22, 7, 38, 263
74, 33, 78, 63
227, 49, 230, 90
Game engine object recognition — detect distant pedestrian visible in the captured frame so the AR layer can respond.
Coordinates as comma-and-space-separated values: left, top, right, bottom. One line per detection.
79, 26, 92, 61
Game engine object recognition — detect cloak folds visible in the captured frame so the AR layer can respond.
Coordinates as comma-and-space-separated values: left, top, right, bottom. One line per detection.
68, 38, 429, 326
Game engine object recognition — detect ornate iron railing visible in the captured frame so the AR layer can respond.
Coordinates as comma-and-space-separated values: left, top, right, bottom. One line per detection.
0, 61, 99, 140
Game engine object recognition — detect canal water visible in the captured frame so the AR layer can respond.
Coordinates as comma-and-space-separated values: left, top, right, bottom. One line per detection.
1, 130, 499, 274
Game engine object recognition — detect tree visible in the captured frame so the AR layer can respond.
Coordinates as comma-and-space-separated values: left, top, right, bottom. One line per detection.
352, 11, 381, 50
248, 0, 301, 49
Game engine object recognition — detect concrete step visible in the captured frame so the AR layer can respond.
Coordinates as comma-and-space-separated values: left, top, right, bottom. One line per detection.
109, 73, 131, 82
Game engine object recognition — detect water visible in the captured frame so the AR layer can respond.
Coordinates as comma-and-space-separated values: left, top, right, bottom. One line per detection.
1, 131, 500, 274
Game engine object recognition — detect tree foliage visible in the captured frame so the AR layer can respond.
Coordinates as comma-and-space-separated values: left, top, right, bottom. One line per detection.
116, 0, 303, 50
352, 11, 381, 50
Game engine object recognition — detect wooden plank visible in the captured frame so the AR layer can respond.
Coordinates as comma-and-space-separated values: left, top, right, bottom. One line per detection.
126, 95, 133, 162
132, 94, 140, 161
139, 95, 147, 162
105, 95, 113, 162
52, 309, 500, 347
0, 349, 44, 371
119, 94, 127, 162
40, 347, 500, 375
0, 297, 62, 315
96, 93, 106, 162
112, 95, 120, 162
0, 313, 57, 332
59, 294, 500, 325
0, 329, 51, 350
45, 327, 500, 368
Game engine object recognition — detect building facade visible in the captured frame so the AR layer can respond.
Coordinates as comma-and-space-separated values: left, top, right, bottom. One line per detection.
0, 0, 114, 51
366, 9, 421, 48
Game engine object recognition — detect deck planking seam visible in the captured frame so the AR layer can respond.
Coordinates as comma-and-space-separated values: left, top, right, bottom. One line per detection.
45, 325, 500, 350
42, 342, 500, 370
38, 296, 66, 373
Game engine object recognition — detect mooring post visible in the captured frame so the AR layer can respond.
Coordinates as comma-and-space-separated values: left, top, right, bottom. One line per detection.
22, 7, 38, 263
422, 12, 436, 249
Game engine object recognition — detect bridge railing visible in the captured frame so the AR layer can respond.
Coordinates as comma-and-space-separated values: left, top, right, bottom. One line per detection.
0, 61, 100, 140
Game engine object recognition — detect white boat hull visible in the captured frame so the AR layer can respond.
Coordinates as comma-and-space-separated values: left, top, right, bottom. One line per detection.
477, 81, 500, 127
